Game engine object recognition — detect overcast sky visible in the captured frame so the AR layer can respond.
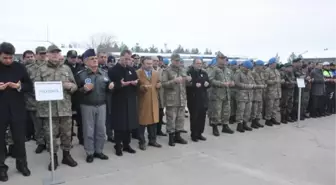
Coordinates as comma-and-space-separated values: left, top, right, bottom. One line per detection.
1, 0, 335, 60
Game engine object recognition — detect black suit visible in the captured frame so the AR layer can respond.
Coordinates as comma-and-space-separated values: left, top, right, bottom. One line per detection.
0, 62, 33, 171
186, 67, 209, 137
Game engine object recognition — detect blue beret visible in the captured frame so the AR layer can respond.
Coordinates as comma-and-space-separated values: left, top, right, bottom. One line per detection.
83, 49, 96, 60
255, 60, 264, 66
208, 58, 217, 66
268, 57, 277, 65
242, 60, 253, 69
229, 60, 237, 65
163, 58, 170, 65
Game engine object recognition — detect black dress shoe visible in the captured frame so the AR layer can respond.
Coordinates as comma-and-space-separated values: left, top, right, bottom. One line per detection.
114, 145, 123, 156
35, 144, 46, 154
86, 155, 94, 163
157, 131, 167, 136
123, 146, 136, 154
191, 137, 198, 142
148, 142, 162, 148
94, 153, 109, 160
0, 171, 8, 182
16, 160, 31, 177
139, 143, 146, 150
198, 135, 206, 141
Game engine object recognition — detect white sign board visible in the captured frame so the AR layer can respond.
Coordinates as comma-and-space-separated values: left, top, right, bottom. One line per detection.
296, 78, 305, 88
34, 81, 64, 101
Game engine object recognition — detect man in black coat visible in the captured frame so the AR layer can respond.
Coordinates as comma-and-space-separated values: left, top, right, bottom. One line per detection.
186, 58, 210, 142
108, 50, 139, 156
0, 42, 32, 182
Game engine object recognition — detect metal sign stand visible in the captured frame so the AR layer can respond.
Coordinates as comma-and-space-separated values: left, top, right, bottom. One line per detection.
295, 78, 305, 128
43, 101, 65, 185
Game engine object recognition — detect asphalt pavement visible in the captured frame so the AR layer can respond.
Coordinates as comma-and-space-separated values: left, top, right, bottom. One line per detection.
3, 115, 335, 185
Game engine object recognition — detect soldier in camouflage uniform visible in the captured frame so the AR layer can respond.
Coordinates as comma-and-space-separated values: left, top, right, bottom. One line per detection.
264, 57, 283, 126
161, 53, 190, 146
234, 60, 264, 132
208, 52, 234, 136
279, 63, 296, 123
26, 47, 47, 153
251, 60, 266, 128
35, 45, 78, 171
291, 58, 306, 120
228, 60, 238, 124
301, 64, 312, 117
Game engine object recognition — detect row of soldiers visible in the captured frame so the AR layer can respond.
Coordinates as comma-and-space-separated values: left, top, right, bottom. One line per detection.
1, 41, 335, 182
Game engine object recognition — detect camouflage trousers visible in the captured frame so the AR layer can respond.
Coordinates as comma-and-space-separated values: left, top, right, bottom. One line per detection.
251, 100, 263, 120
280, 89, 294, 115
235, 101, 252, 123
28, 111, 45, 145
43, 116, 72, 153
165, 106, 185, 134
208, 99, 231, 125
302, 91, 310, 113
6, 127, 13, 145
265, 98, 280, 120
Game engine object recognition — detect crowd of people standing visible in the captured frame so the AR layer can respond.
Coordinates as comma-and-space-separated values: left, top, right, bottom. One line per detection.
0, 41, 335, 182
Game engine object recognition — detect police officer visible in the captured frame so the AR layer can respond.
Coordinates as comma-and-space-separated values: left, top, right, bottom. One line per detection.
208, 52, 235, 136
161, 53, 190, 146
76, 49, 114, 163
35, 45, 78, 171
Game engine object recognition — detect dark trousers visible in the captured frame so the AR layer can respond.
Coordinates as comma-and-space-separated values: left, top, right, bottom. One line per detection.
157, 108, 164, 133
75, 107, 83, 143
114, 130, 131, 147
325, 91, 335, 114
25, 111, 35, 140
189, 107, 206, 137
138, 124, 157, 144
310, 95, 324, 116
0, 113, 27, 171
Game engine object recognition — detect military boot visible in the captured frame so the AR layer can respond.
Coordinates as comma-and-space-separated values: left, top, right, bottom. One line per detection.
222, 124, 234, 134
212, 125, 220, 136
271, 118, 280, 125
251, 119, 259, 129
255, 119, 264, 128
243, 121, 253, 131
265, 119, 273, 126
287, 113, 294, 122
0, 169, 8, 182
281, 113, 287, 124
236, 122, 245, 133
61, 151, 78, 167
168, 133, 175, 146
175, 132, 187, 144
48, 153, 58, 171
16, 159, 31, 176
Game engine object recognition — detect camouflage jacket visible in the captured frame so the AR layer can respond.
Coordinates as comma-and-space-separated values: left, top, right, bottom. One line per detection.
208, 65, 232, 101
24, 60, 45, 111
280, 70, 296, 89
251, 69, 266, 101
233, 70, 255, 102
35, 61, 77, 117
264, 67, 282, 99
161, 65, 188, 107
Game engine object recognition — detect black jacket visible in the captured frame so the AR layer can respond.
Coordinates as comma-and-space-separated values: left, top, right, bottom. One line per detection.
65, 61, 85, 110
75, 68, 111, 106
0, 62, 33, 122
186, 67, 210, 110
108, 63, 139, 131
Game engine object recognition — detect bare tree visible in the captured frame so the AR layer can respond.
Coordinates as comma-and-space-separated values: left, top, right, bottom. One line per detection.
87, 33, 117, 52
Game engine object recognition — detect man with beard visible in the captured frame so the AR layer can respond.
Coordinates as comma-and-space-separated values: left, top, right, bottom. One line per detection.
108, 50, 139, 156
0, 42, 32, 181
186, 58, 209, 141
